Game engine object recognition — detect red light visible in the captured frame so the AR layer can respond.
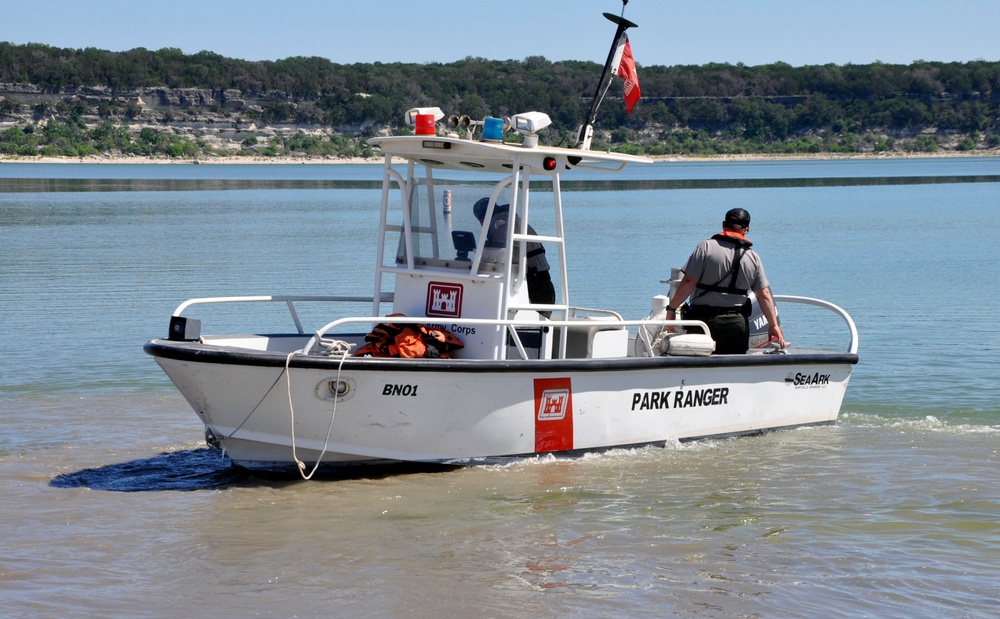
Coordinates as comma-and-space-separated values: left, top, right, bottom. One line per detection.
543, 157, 557, 171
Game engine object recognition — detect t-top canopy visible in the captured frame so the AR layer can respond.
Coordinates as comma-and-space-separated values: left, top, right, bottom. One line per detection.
368, 135, 650, 175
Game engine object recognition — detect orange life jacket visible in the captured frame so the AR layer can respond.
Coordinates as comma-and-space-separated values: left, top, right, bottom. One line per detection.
354, 314, 465, 359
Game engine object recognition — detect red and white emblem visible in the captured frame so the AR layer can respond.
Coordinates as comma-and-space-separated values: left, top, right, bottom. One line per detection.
533, 378, 573, 452
426, 282, 463, 318
537, 389, 569, 420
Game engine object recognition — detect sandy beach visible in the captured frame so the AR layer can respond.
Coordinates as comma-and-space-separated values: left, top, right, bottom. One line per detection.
1, 150, 996, 165
0, 154, 382, 165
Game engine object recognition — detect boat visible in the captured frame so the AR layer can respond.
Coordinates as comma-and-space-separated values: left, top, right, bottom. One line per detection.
144, 9, 858, 477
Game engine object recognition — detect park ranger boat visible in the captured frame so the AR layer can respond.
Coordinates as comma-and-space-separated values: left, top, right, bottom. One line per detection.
144, 9, 858, 476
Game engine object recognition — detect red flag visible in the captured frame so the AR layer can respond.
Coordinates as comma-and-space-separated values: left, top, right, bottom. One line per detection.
618, 37, 640, 114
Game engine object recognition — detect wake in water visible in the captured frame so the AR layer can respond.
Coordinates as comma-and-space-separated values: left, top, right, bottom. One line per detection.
840, 411, 1000, 433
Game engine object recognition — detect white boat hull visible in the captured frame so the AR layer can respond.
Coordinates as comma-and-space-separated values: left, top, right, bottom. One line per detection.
149, 342, 854, 472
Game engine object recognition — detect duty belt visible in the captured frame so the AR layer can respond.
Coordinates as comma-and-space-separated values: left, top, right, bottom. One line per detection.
685, 304, 744, 318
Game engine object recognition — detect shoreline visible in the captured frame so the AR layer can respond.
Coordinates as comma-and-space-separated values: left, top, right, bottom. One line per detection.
0, 150, 996, 165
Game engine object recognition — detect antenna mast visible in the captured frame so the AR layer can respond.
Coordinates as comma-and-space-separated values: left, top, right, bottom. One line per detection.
575, 1, 638, 150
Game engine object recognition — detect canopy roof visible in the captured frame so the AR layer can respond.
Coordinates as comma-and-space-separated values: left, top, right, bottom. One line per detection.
369, 135, 650, 175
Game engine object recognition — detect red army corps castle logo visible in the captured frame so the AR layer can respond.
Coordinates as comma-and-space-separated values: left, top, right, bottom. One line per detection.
426, 282, 463, 318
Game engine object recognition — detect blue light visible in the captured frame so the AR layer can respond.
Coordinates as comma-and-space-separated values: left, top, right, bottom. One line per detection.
482, 117, 504, 141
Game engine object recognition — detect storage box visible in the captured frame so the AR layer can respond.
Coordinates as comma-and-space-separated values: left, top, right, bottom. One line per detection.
660, 333, 715, 357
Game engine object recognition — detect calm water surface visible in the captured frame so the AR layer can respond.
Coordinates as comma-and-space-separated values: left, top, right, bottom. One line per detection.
1, 158, 999, 617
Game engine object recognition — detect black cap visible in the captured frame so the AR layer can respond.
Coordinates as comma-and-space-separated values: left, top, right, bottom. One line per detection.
724, 208, 751, 227
473, 197, 490, 222
473, 198, 509, 222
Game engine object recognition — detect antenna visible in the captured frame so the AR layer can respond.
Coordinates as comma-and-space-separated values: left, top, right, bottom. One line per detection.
575, 2, 638, 150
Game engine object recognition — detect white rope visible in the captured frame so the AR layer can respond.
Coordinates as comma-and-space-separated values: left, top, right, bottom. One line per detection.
287, 338, 354, 480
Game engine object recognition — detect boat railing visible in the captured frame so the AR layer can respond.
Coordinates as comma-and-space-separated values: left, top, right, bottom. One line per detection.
501, 304, 623, 321
304, 314, 711, 361
567, 306, 625, 320
172, 295, 393, 336
170, 294, 857, 358
627, 295, 858, 358
772, 295, 859, 354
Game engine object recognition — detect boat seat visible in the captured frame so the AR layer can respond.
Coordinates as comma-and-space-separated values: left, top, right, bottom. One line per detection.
562, 316, 628, 359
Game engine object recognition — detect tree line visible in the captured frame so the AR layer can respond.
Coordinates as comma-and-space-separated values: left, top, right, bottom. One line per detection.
1, 41, 999, 158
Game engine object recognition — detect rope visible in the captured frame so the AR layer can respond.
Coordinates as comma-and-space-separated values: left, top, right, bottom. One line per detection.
223, 370, 284, 445
287, 338, 354, 480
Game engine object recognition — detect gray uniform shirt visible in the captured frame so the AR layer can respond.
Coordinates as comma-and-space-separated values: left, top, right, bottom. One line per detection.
682, 235, 769, 307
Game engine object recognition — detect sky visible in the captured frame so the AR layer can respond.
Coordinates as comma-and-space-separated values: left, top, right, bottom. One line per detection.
3, 0, 999, 68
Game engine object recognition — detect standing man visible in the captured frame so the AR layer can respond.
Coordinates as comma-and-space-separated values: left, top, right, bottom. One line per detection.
666, 208, 786, 354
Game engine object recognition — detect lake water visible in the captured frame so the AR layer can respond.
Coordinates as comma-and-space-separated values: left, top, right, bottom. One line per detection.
2, 157, 999, 617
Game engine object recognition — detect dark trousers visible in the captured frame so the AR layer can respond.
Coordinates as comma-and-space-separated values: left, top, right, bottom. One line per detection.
683, 305, 749, 354
527, 269, 555, 316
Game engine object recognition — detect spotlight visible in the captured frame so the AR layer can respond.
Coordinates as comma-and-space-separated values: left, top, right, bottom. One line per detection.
510, 111, 551, 148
